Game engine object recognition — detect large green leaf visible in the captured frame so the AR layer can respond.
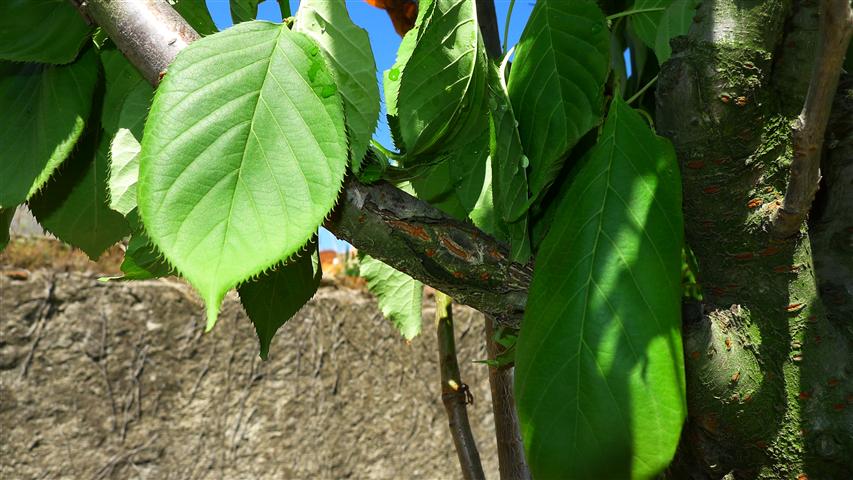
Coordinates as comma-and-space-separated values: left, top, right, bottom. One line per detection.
653, 0, 700, 63
28, 131, 131, 260
295, 0, 380, 172
507, 0, 609, 202
230, 0, 261, 23
397, 0, 489, 158
0, 50, 98, 208
100, 48, 154, 138
515, 97, 686, 479
0, 0, 91, 64
628, 0, 671, 50
172, 0, 219, 36
138, 21, 348, 330
238, 240, 322, 359
360, 255, 423, 340
383, 0, 434, 119
108, 129, 142, 216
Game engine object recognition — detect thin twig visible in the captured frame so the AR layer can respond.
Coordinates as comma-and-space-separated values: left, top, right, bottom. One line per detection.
485, 316, 531, 480
435, 292, 485, 480
772, 0, 853, 237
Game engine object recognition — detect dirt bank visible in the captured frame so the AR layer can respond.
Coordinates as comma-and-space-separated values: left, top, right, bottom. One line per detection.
0, 270, 499, 479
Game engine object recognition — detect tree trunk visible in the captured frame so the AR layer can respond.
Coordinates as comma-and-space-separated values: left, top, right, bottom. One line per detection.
657, 0, 851, 477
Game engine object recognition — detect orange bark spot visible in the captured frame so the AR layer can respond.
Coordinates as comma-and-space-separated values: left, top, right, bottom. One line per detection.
827, 378, 840, 388
452, 271, 464, 279
760, 246, 780, 256
733, 252, 754, 260
686, 160, 705, 169
425, 248, 436, 257
479, 272, 490, 281
725, 337, 732, 351
833, 403, 846, 412
703, 185, 721, 194
720, 94, 731, 103
731, 371, 741, 383
784, 303, 805, 312
440, 236, 471, 261
747, 198, 763, 209
388, 220, 430, 241
690, 351, 701, 360
799, 391, 811, 400
735, 96, 748, 107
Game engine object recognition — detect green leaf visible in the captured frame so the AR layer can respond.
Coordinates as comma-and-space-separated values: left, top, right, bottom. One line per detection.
277, 0, 292, 18
515, 97, 686, 479
108, 129, 142, 216
628, 0, 671, 50
0, 50, 99, 208
230, 0, 261, 23
238, 240, 321, 359
100, 48, 154, 137
507, 0, 610, 202
0, 208, 13, 251
118, 229, 173, 281
0, 0, 91, 64
295, 0, 380, 172
653, 0, 700, 63
397, 0, 489, 158
138, 21, 348, 330
360, 254, 423, 340
383, 0, 433, 119
28, 131, 131, 260
172, 0, 219, 36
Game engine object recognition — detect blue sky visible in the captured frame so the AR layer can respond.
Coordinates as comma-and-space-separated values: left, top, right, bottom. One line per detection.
202, 0, 536, 251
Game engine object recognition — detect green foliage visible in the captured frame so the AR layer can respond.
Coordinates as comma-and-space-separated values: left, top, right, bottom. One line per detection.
360, 255, 423, 340
138, 21, 348, 330
230, 0, 262, 24
0, 50, 98, 208
0, 208, 13, 251
654, 0, 700, 63
515, 97, 686, 479
507, 0, 610, 202
397, 0, 489, 158
29, 130, 131, 260
295, 0, 380, 172
117, 229, 173, 281
628, 0, 671, 50
108, 129, 142, 216
239, 241, 322, 359
100, 48, 154, 137
172, 0, 219, 36
0, 0, 91, 64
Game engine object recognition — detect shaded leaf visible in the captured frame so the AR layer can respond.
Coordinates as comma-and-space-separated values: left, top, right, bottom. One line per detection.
238, 240, 321, 359
397, 0, 489, 158
119, 229, 173, 281
29, 131, 131, 260
515, 97, 686, 479
360, 254, 423, 340
295, 0, 380, 171
230, 0, 261, 23
172, 0, 219, 36
100, 48, 154, 137
0, 0, 91, 64
653, 0, 700, 63
507, 0, 610, 202
628, 0, 671, 50
0, 208, 13, 251
0, 50, 98, 208
138, 22, 348, 330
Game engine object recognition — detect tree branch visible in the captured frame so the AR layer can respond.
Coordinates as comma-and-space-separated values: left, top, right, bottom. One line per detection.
435, 293, 485, 480
771, 0, 852, 237
485, 317, 530, 480
72, 0, 532, 327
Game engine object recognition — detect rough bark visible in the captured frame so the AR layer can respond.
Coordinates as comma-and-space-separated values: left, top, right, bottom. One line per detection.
657, 0, 851, 477
484, 317, 530, 480
70, 0, 532, 328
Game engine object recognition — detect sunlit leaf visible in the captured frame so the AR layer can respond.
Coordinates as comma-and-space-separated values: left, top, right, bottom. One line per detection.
0, 50, 98, 208
238, 240, 321, 359
0, 0, 91, 64
138, 22, 347, 330
515, 97, 686, 479
507, 0, 609, 202
360, 254, 423, 340
295, 0, 380, 171
108, 129, 142, 216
